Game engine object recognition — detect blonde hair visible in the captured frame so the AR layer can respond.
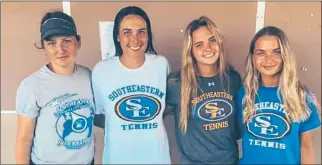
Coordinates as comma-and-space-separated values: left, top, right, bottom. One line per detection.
243, 26, 320, 123
180, 16, 230, 132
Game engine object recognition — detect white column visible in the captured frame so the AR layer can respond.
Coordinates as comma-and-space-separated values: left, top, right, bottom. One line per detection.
62, 1, 71, 16
255, 1, 266, 33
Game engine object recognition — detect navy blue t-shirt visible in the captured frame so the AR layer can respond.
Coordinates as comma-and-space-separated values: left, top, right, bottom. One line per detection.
237, 85, 321, 164
166, 69, 242, 164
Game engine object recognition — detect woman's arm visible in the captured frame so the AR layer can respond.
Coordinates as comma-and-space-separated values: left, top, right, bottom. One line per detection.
301, 130, 315, 164
163, 105, 175, 119
300, 90, 321, 164
164, 72, 180, 119
94, 114, 105, 129
15, 115, 36, 164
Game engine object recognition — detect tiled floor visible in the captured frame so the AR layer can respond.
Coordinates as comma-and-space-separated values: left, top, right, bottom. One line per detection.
1, 114, 321, 164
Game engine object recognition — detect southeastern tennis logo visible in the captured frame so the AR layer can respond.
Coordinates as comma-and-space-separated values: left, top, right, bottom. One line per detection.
196, 99, 232, 122
246, 112, 290, 150
247, 113, 290, 140
115, 94, 161, 122
109, 85, 165, 131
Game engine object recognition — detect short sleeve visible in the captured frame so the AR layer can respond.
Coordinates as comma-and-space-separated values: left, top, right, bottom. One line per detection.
167, 63, 171, 76
164, 57, 171, 76
236, 88, 246, 139
235, 74, 242, 95
237, 88, 245, 118
15, 81, 40, 118
229, 69, 242, 97
91, 65, 105, 115
164, 73, 180, 117
299, 93, 321, 133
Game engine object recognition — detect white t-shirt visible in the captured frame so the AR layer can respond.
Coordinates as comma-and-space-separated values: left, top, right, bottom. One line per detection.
92, 54, 171, 164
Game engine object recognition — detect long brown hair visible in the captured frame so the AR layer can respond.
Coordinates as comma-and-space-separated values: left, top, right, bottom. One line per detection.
243, 26, 320, 123
180, 16, 230, 133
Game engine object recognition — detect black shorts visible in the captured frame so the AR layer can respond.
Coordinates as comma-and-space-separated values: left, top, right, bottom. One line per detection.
30, 158, 94, 165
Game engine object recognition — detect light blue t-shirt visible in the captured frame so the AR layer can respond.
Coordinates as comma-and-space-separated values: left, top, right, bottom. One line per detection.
16, 64, 95, 164
92, 54, 171, 164
237, 85, 321, 164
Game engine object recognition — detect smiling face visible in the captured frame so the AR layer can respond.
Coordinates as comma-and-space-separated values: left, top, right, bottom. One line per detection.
191, 26, 220, 68
43, 35, 79, 69
118, 14, 148, 58
253, 35, 283, 80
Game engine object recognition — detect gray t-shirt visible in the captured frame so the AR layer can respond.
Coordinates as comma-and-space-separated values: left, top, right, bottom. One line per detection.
166, 69, 241, 164
16, 64, 95, 164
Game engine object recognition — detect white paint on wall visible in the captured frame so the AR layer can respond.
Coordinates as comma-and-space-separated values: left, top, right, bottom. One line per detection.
1, 110, 16, 115
62, 1, 71, 16
255, 1, 266, 33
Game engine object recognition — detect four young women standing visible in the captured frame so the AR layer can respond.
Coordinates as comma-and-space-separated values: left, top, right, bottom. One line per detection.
15, 6, 321, 165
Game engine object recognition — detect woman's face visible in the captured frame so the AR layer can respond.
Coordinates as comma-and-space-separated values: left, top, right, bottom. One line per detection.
252, 35, 283, 78
118, 14, 148, 57
191, 26, 220, 68
43, 35, 79, 69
